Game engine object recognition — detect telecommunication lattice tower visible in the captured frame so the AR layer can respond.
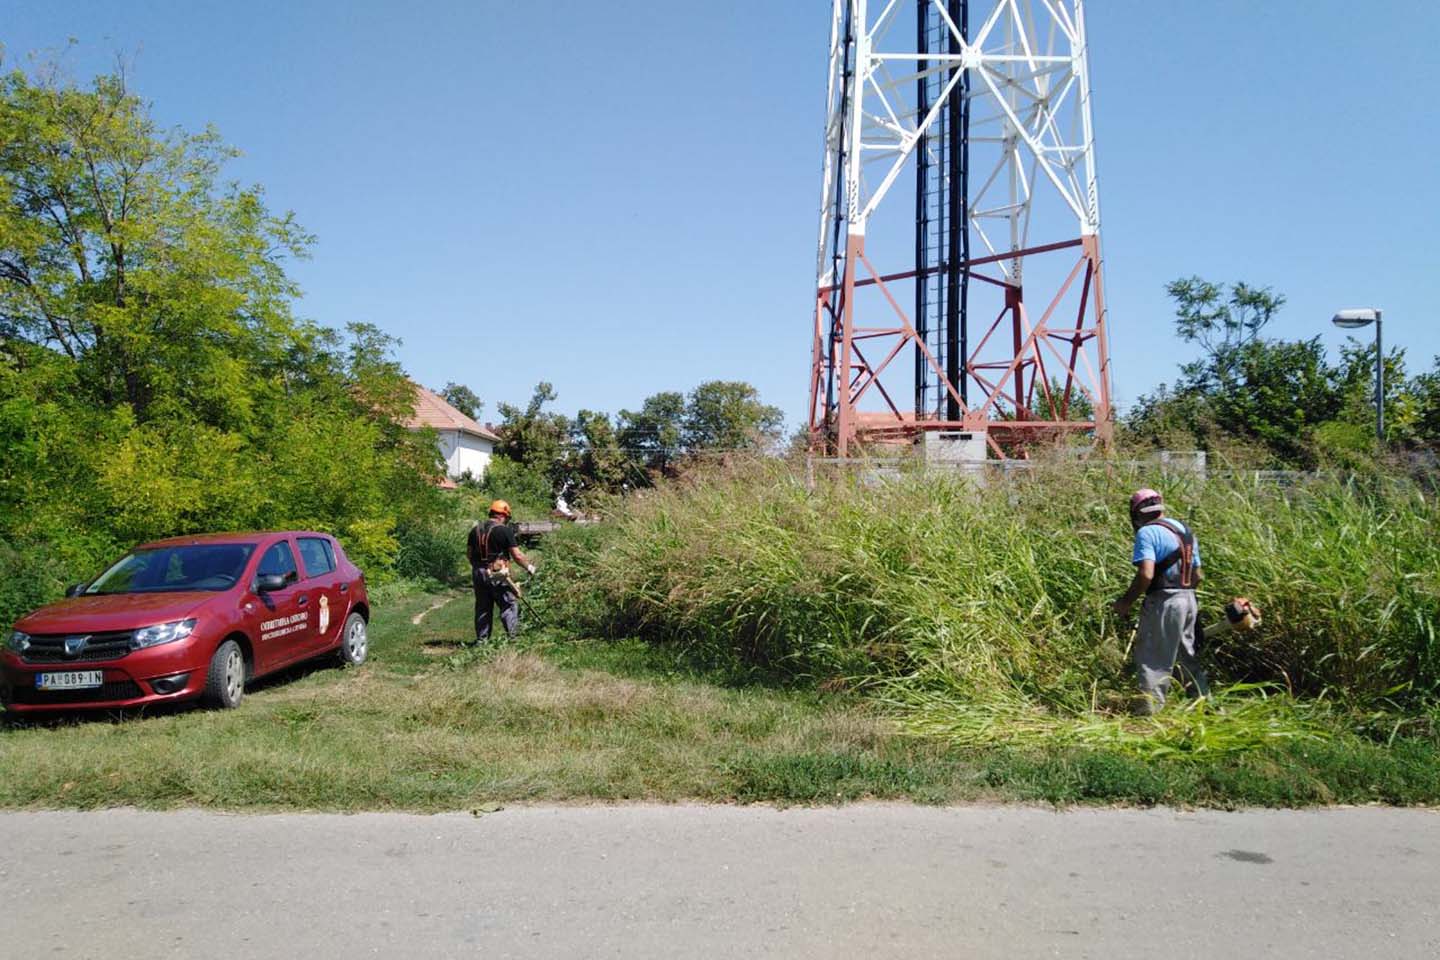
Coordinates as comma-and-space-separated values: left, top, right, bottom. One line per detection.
809, 0, 1114, 457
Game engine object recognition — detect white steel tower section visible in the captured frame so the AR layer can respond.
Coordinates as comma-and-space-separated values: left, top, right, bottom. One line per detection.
810, 0, 1114, 457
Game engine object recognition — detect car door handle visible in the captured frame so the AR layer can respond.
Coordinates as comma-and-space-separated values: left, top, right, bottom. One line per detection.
297, 594, 308, 606
339, 582, 349, 593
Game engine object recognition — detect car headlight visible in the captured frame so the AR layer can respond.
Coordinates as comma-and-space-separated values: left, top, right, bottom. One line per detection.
129, 619, 197, 651
6, 630, 30, 653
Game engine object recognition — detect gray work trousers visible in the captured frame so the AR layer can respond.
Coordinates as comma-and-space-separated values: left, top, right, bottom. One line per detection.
1134, 588, 1209, 713
473, 569, 519, 642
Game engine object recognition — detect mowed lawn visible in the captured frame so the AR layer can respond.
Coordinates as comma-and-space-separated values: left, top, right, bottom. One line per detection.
3, 588, 1438, 810
0, 589, 955, 809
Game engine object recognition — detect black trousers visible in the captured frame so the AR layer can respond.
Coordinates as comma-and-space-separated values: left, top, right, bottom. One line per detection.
472, 568, 519, 642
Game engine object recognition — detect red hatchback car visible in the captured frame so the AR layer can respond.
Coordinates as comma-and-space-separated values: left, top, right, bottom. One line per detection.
1, 531, 370, 714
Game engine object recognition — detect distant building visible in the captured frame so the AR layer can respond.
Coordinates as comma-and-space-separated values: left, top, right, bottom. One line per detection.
406, 384, 501, 485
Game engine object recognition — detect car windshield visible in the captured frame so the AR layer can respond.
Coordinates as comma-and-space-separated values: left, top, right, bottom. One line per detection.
85, 543, 257, 595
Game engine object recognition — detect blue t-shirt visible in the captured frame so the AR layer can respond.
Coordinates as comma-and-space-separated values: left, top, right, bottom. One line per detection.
1132, 518, 1201, 571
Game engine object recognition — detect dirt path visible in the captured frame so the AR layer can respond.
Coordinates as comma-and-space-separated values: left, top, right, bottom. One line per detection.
410, 593, 458, 625
5, 805, 1436, 959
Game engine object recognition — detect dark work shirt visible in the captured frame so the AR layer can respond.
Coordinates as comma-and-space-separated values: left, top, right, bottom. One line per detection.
469, 520, 517, 566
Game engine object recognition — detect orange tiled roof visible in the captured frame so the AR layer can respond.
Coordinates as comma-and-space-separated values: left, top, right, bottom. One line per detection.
406, 384, 501, 442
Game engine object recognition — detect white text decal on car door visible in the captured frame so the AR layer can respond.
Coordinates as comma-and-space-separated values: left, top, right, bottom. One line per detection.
260, 612, 308, 641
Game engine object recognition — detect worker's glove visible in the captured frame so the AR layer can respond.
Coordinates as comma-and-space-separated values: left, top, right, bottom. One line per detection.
526, 564, 537, 576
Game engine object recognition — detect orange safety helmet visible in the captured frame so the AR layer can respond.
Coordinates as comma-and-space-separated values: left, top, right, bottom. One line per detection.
488, 499, 512, 518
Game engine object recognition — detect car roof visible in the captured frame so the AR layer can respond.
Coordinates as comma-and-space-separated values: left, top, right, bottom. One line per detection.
137, 531, 333, 549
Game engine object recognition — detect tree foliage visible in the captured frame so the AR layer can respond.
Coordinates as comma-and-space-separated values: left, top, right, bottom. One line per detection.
569, 409, 632, 496
0, 68, 312, 424
1167, 276, 1284, 362
0, 66, 444, 623
0, 65, 797, 623
617, 390, 685, 474
488, 380, 787, 508
1125, 276, 1440, 468
439, 381, 482, 420
681, 380, 784, 452
495, 381, 570, 487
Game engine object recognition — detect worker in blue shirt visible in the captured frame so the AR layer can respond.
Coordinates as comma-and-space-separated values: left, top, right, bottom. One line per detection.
1113, 488, 1210, 713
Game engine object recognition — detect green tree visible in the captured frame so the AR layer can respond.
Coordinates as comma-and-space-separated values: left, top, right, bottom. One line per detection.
1125, 278, 1340, 467
618, 390, 685, 473
1202, 337, 1344, 465
1128, 339, 1349, 468
1167, 276, 1284, 364
1033, 376, 1095, 422
569, 409, 632, 498
1413, 357, 1440, 444
0, 65, 446, 620
0, 67, 311, 426
1332, 339, 1419, 445
495, 382, 570, 489
682, 380, 784, 452
478, 455, 554, 518
1126, 276, 1440, 466
439, 381, 482, 420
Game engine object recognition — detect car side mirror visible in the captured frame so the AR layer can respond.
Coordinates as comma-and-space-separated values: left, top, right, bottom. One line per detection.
255, 573, 289, 593
65, 582, 88, 598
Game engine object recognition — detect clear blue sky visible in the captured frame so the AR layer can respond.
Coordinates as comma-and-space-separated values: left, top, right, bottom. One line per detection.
7, 1, 1439, 427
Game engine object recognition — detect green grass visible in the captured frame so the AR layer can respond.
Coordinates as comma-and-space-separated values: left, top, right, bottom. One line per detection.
541, 461, 1440, 762
2, 586, 1438, 810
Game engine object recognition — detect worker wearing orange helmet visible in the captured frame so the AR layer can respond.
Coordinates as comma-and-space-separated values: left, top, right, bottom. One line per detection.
1113, 488, 1210, 714
466, 499, 537, 643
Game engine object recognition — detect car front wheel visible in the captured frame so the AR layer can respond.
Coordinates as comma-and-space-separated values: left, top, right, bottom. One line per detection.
202, 639, 246, 709
337, 612, 368, 666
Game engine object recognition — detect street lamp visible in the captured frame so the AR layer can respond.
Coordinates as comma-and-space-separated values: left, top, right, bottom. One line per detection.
1332, 308, 1384, 442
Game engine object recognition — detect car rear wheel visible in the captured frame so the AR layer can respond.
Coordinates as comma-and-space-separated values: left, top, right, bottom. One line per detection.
202, 639, 246, 709
336, 612, 368, 666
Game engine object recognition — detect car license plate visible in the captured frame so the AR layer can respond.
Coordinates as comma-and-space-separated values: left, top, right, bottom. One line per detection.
36, 671, 104, 690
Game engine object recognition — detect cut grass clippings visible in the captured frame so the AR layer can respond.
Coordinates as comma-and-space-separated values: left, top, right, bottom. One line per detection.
887, 684, 1337, 761
2, 587, 1439, 810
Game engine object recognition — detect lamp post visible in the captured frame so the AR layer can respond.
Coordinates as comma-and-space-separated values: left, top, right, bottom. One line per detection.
1332, 308, 1384, 442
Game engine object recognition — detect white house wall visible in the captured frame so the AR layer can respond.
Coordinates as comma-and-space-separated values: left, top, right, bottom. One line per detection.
438, 429, 494, 480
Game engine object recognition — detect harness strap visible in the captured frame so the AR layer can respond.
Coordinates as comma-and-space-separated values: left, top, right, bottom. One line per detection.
1145, 518, 1197, 591
470, 520, 516, 594
469, 520, 502, 566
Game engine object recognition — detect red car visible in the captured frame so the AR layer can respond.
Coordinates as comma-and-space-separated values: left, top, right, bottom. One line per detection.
1, 531, 370, 714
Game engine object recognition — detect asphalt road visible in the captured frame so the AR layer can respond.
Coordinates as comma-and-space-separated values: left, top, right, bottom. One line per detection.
3, 805, 1437, 959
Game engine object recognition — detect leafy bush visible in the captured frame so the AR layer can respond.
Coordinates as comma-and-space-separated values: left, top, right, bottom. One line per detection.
0, 539, 78, 629
474, 455, 554, 519
393, 515, 467, 586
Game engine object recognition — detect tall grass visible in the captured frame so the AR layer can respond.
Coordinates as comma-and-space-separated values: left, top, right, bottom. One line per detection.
544, 460, 1440, 745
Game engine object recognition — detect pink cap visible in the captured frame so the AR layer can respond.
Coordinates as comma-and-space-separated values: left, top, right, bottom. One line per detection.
1129, 488, 1163, 514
